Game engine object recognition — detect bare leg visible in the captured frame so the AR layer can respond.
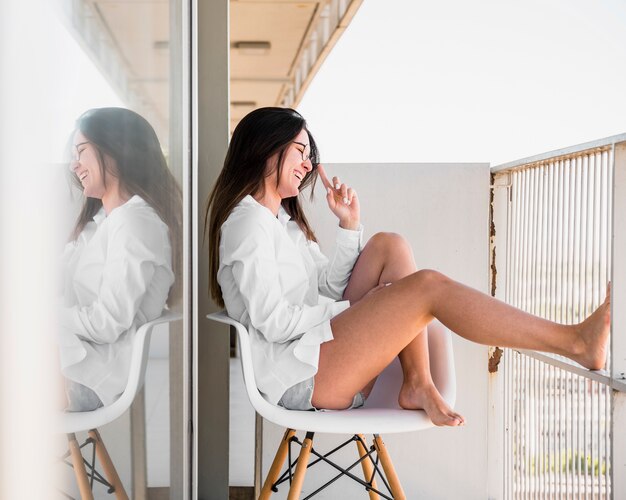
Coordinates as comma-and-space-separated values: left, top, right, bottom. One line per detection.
313, 245, 610, 411
397, 332, 464, 426
316, 233, 463, 425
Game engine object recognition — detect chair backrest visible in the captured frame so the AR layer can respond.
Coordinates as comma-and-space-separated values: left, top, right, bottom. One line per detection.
207, 311, 280, 417
60, 310, 182, 434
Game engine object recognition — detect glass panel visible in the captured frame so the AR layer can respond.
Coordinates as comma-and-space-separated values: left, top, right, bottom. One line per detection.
52, 1, 188, 498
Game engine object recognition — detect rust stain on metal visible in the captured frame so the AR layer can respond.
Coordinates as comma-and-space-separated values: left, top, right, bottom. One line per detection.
488, 347, 503, 373
488, 174, 502, 373
489, 173, 497, 297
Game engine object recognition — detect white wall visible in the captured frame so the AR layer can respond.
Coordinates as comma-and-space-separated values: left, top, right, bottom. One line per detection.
262, 162, 491, 499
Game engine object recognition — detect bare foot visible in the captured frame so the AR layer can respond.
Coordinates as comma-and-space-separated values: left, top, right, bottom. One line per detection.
398, 381, 464, 426
573, 282, 611, 370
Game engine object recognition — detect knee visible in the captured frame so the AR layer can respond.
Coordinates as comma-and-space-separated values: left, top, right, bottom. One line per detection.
368, 232, 413, 258
410, 269, 447, 288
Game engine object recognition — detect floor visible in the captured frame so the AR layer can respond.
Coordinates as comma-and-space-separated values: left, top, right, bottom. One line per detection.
145, 354, 256, 490
229, 356, 256, 487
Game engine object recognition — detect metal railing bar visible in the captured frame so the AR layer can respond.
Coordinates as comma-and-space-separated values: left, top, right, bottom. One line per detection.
534, 165, 542, 317
604, 384, 610, 498
515, 350, 626, 391
491, 134, 626, 173
532, 357, 537, 498
559, 360, 564, 497
567, 159, 576, 325
551, 364, 556, 499
567, 370, 573, 497
606, 145, 615, 373
560, 160, 567, 322
523, 169, 530, 315
576, 375, 581, 499
521, 353, 526, 499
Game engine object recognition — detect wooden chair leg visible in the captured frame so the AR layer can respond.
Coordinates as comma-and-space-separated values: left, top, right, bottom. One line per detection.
356, 434, 380, 500
68, 433, 94, 500
373, 435, 406, 500
260, 428, 296, 500
88, 429, 129, 500
287, 432, 314, 500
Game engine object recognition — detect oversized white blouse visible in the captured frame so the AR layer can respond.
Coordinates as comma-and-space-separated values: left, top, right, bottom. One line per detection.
58, 195, 174, 406
218, 195, 363, 404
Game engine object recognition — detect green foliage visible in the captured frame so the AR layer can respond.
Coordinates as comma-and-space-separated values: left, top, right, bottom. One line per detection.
525, 449, 609, 477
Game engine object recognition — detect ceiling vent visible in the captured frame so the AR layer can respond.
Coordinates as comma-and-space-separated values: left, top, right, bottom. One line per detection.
232, 41, 271, 55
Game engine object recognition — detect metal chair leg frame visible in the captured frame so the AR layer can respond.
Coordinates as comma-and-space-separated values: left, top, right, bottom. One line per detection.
357, 434, 380, 500
273, 433, 361, 489
62, 437, 114, 491
265, 431, 403, 499
63, 430, 129, 499
88, 429, 129, 500
301, 447, 392, 500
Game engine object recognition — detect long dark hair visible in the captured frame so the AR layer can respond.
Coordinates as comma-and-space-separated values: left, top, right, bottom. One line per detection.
205, 107, 320, 307
69, 107, 183, 306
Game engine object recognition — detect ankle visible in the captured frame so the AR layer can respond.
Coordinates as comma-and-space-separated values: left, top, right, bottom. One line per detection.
402, 376, 435, 391
570, 323, 588, 356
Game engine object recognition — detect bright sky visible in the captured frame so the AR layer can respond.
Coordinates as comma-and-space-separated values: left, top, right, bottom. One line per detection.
298, 0, 626, 166
51, 0, 626, 167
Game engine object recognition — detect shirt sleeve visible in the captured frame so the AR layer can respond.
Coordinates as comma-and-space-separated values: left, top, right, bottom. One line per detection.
308, 225, 363, 300
220, 212, 349, 344
58, 212, 172, 345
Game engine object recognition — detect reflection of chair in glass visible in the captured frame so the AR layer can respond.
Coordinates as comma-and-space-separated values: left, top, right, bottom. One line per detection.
60, 311, 182, 500
208, 311, 457, 499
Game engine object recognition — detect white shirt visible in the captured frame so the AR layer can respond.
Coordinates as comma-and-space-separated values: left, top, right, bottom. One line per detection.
218, 195, 363, 404
58, 195, 174, 406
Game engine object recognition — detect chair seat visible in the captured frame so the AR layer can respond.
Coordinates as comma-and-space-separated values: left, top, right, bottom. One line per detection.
59, 310, 182, 434
248, 403, 437, 435
207, 310, 457, 435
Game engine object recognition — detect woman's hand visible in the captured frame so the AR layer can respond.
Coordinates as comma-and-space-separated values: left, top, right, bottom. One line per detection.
317, 164, 360, 230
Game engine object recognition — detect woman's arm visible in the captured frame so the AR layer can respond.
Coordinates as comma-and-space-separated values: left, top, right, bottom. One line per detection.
221, 210, 348, 343
308, 164, 363, 299
59, 210, 173, 345
308, 225, 363, 300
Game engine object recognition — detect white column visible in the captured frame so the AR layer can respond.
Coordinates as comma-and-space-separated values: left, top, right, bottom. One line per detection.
487, 171, 511, 500
611, 141, 626, 499
194, 0, 231, 498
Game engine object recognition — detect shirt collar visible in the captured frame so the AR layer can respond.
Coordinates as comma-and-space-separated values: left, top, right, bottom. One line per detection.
93, 207, 106, 226
93, 195, 145, 225
277, 204, 291, 227
241, 195, 292, 227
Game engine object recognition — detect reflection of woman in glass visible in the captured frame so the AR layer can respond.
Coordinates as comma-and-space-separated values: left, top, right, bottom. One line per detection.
206, 107, 610, 426
59, 107, 182, 412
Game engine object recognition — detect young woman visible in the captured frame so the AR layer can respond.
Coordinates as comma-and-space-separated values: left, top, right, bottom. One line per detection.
206, 107, 610, 426
59, 107, 182, 412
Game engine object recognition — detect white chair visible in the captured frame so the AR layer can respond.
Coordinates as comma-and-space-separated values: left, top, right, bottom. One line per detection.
59, 310, 182, 500
208, 311, 457, 500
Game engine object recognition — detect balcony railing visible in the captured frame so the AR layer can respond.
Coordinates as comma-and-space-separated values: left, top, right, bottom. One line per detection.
490, 134, 626, 499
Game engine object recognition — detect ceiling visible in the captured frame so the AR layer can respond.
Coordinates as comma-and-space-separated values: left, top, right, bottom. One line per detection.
61, 0, 362, 141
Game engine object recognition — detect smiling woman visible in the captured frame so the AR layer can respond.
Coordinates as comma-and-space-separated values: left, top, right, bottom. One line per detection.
59, 107, 182, 412
205, 106, 611, 428
70, 133, 120, 206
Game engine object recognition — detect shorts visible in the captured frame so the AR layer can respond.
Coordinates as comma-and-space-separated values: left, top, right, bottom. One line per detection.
278, 376, 366, 411
64, 378, 104, 412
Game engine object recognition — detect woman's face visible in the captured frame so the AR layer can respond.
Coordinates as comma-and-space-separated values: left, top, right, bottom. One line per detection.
271, 128, 313, 199
69, 131, 110, 199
